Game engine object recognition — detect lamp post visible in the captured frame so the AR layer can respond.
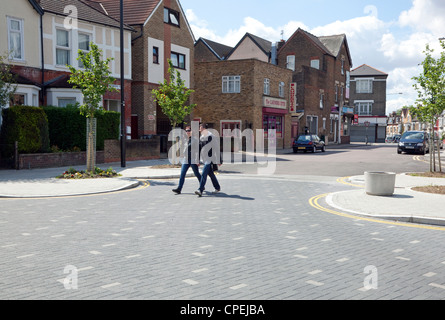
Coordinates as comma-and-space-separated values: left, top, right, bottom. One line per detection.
120, 0, 126, 168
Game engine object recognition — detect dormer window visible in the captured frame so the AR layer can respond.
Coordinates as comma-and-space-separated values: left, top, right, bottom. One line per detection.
164, 7, 180, 27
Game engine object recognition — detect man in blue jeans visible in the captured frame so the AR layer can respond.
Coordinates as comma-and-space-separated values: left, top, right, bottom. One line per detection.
195, 123, 221, 197
172, 126, 201, 194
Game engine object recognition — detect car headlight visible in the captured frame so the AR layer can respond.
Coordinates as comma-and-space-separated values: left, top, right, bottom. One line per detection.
399, 142, 404, 146
417, 143, 424, 147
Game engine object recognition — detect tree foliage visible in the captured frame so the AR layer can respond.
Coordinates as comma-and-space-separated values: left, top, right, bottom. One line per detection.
0, 53, 17, 109
152, 60, 196, 128
68, 43, 117, 118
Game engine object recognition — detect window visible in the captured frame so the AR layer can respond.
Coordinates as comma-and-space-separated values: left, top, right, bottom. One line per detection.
311, 59, 320, 70
286, 55, 295, 71
7, 17, 24, 60
319, 93, 324, 109
341, 59, 345, 75
356, 102, 373, 115
171, 52, 185, 69
222, 76, 241, 93
58, 98, 77, 108
356, 79, 373, 94
164, 7, 180, 27
263, 115, 283, 138
335, 85, 338, 103
263, 79, 270, 95
10, 93, 26, 106
56, 29, 70, 66
78, 33, 90, 68
279, 82, 285, 98
153, 46, 159, 64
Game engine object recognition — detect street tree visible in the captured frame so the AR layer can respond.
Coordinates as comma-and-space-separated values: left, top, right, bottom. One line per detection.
0, 53, 17, 111
152, 59, 196, 129
411, 40, 445, 173
68, 43, 117, 172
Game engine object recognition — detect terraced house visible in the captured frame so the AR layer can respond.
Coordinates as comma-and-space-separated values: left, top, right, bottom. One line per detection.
0, 0, 134, 131
91, 0, 195, 141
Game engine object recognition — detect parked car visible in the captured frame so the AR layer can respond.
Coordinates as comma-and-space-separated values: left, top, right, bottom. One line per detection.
397, 131, 429, 155
386, 134, 401, 143
293, 134, 326, 153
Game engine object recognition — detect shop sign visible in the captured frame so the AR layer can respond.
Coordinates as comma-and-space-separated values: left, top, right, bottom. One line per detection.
263, 97, 287, 110
290, 83, 297, 113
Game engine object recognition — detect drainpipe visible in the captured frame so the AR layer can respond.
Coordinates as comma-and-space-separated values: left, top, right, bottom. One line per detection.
39, 12, 45, 106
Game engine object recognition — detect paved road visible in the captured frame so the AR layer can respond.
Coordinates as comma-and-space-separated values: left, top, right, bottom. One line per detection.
1, 171, 444, 301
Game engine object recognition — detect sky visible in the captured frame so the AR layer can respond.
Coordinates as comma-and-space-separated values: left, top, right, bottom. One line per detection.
180, 0, 445, 115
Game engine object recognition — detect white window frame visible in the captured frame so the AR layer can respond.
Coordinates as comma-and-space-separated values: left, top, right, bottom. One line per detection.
222, 76, 241, 94
287, 55, 295, 71
78, 32, 91, 69
263, 78, 270, 96
7, 17, 24, 61
58, 98, 77, 108
356, 101, 373, 116
279, 82, 285, 98
56, 28, 71, 66
311, 59, 320, 70
319, 93, 324, 109
356, 78, 373, 94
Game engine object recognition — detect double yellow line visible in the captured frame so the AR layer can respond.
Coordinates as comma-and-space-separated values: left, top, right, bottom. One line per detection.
309, 180, 445, 231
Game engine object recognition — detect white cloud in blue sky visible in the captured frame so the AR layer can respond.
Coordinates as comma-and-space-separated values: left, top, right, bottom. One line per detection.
181, 0, 445, 114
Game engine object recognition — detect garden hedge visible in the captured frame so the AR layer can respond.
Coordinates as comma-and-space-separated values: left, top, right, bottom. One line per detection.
0, 105, 50, 157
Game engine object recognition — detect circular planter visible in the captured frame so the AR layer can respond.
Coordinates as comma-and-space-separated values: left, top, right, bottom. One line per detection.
365, 172, 396, 196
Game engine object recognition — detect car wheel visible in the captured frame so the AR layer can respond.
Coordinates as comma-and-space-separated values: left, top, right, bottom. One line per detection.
397, 149, 402, 154
312, 146, 316, 153
322, 146, 326, 152
293, 149, 298, 154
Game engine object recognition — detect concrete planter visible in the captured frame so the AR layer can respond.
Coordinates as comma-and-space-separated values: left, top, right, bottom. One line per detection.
365, 172, 396, 196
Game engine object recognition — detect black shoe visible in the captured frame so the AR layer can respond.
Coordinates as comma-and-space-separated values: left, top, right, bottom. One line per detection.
195, 190, 202, 197
172, 189, 181, 194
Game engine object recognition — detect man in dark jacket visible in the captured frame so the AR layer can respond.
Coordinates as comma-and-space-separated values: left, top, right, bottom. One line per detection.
195, 123, 221, 197
172, 126, 201, 194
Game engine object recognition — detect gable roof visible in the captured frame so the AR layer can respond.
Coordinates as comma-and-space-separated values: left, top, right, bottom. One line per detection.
38, 0, 134, 30
90, 0, 161, 26
279, 28, 334, 57
318, 34, 352, 65
196, 38, 233, 61
226, 33, 272, 59
351, 64, 388, 77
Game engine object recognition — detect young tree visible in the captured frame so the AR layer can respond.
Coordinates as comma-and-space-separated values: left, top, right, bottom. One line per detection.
411, 40, 445, 173
0, 53, 17, 111
68, 43, 117, 172
152, 59, 196, 129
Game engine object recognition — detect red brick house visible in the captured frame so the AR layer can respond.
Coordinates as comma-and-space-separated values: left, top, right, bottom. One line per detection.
194, 34, 293, 149
277, 28, 353, 144
94, 0, 196, 139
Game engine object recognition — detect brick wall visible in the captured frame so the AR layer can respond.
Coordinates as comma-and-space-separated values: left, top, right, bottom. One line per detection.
194, 59, 293, 149
16, 138, 160, 169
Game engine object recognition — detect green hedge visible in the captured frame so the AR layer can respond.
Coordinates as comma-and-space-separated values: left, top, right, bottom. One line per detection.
43, 106, 120, 151
0, 105, 50, 157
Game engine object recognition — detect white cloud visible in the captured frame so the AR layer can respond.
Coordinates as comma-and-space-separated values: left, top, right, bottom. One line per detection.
399, 0, 445, 37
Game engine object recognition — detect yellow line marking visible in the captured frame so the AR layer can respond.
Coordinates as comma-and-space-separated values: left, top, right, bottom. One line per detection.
309, 193, 445, 231
336, 176, 364, 188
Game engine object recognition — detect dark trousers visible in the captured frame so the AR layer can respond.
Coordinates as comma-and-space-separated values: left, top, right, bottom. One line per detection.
199, 163, 221, 192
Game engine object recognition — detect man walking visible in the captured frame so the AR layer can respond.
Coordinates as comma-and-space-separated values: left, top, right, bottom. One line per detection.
195, 123, 221, 197
172, 126, 201, 194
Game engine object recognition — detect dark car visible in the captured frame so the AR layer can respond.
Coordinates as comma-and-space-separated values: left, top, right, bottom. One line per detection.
397, 131, 429, 155
293, 134, 326, 153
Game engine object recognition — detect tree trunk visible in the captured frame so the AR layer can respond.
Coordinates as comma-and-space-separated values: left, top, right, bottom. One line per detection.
86, 117, 97, 172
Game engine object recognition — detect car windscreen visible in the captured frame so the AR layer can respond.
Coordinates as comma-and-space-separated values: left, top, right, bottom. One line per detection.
402, 132, 424, 140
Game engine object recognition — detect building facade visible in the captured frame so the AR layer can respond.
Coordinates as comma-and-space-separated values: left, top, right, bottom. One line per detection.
0, 0, 133, 134
94, 0, 195, 139
349, 64, 388, 143
276, 28, 353, 144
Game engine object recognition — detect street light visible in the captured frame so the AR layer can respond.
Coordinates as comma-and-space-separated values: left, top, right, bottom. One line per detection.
120, 0, 126, 168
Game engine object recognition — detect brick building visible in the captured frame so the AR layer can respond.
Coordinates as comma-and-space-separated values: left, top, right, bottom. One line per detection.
0, 0, 133, 131
277, 28, 353, 144
94, 0, 195, 139
349, 64, 388, 143
194, 34, 293, 149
